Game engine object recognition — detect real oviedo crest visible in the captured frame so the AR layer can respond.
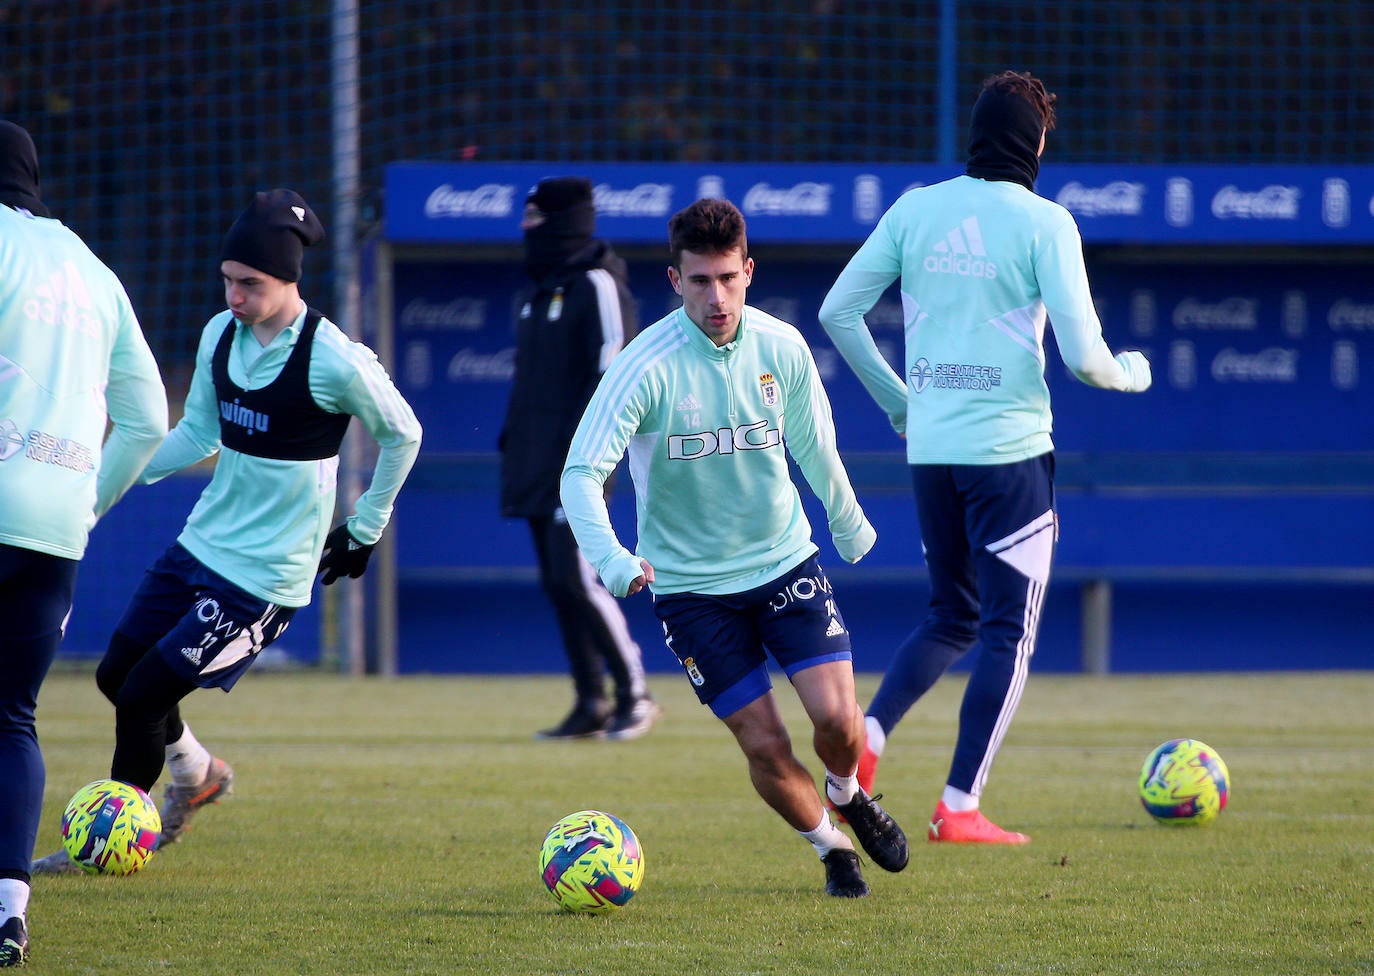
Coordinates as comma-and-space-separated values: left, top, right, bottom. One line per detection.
758, 372, 778, 407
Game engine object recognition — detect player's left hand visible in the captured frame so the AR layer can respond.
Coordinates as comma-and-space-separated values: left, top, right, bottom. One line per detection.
834, 516, 877, 564
318, 524, 376, 584
1115, 350, 1153, 392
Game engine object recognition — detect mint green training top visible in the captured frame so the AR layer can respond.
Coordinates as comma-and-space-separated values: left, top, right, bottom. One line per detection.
142, 307, 422, 606
561, 304, 875, 598
819, 174, 1151, 465
0, 204, 168, 559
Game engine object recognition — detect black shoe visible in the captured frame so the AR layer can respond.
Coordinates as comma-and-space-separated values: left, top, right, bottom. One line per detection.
536, 701, 610, 740
606, 698, 661, 741
0, 916, 28, 968
821, 849, 869, 898
833, 789, 909, 873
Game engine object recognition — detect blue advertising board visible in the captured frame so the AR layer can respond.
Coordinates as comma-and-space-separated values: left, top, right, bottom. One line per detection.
1049, 261, 1373, 452
383, 161, 1374, 458
376, 162, 1373, 675
389, 256, 1372, 456
384, 161, 1374, 246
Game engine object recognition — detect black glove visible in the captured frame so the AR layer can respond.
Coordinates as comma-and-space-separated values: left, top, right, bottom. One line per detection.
318, 524, 376, 584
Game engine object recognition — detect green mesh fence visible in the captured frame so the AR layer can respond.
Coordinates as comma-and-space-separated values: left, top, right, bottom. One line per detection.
3, 0, 1371, 378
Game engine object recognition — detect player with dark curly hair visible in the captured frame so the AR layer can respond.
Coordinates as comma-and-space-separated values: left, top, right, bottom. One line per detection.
820, 70, 1151, 844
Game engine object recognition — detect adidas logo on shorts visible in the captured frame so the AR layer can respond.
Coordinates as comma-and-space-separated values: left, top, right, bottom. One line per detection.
825, 617, 846, 638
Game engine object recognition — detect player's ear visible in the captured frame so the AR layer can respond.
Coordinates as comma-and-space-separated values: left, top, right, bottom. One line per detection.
667, 266, 682, 295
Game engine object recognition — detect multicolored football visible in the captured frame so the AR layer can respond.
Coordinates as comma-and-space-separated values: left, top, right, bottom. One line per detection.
60, 779, 161, 875
1138, 738, 1230, 826
539, 809, 644, 913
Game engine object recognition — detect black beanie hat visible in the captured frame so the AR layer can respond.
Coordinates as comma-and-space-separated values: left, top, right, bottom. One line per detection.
0, 120, 50, 218
220, 188, 325, 282
965, 86, 1045, 191
527, 176, 594, 216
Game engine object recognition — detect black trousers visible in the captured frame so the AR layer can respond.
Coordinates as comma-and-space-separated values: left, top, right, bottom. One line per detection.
527, 514, 646, 707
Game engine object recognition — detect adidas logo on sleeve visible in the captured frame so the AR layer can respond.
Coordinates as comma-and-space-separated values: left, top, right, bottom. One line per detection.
924, 216, 997, 279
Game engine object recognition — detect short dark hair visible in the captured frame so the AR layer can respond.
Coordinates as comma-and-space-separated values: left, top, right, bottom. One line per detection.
981, 70, 1057, 131
668, 198, 748, 266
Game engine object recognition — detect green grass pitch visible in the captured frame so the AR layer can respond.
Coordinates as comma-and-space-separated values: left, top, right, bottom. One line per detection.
30, 669, 1373, 975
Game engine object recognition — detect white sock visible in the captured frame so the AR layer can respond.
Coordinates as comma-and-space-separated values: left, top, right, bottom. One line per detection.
864, 715, 886, 756
797, 809, 855, 858
825, 769, 860, 807
165, 725, 212, 787
941, 785, 978, 813
0, 878, 28, 921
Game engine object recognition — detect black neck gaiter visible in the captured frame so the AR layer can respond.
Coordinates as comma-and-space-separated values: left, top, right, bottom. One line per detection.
964, 88, 1044, 192
0, 121, 50, 217
524, 202, 596, 281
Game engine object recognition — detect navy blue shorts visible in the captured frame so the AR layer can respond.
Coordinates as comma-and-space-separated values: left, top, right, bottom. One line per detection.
652, 555, 853, 718
117, 543, 295, 691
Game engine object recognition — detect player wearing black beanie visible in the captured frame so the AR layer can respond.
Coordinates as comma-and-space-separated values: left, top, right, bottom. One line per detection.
32, 187, 421, 878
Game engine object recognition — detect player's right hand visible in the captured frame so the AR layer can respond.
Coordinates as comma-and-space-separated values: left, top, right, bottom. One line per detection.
604, 552, 652, 597
625, 559, 655, 596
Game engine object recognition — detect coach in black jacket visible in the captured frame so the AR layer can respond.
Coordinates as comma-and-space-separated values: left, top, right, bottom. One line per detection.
499, 176, 658, 741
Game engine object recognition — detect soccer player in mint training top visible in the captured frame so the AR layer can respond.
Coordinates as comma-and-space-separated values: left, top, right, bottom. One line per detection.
0, 120, 169, 965
33, 189, 422, 874
819, 71, 1152, 844
561, 198, 908, 897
